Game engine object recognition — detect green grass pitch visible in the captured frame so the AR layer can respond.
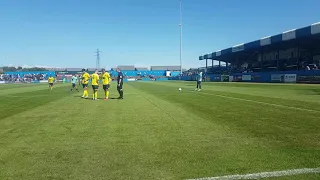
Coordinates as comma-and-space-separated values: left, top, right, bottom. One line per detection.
0, 81, 319, 180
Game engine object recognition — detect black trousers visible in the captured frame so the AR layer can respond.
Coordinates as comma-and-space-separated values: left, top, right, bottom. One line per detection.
117, 84, 123, 97
196, 81, 202, 89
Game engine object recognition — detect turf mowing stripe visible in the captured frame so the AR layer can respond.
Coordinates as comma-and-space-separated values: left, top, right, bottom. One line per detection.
198, 91, 320, 113
186, 167, 320, 180
0, 86, 73, 119
5, 94, 51, 97
0, 83, 70, 96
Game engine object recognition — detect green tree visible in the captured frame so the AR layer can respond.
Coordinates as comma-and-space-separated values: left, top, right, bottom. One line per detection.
2, 66, 17, 72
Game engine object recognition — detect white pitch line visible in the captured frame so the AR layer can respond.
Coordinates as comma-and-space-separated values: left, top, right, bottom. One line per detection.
186, 167, 320, 180
198, 91, 320, 113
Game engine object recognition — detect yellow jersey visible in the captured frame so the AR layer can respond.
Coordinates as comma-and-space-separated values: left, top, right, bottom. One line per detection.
101, 72, 111, 85
91, 73, 99, 86
82, 72, 90, 84
48, 77, 55, 83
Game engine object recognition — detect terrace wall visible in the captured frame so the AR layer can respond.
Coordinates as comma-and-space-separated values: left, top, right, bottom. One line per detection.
169, 70, 320, 84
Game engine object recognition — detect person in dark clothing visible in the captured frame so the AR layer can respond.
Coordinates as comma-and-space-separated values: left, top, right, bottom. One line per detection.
117, 68, 124, 99
195, 72, 203, 91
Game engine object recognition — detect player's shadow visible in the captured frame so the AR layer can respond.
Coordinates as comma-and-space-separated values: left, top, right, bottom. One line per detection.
73, 95, 119, 100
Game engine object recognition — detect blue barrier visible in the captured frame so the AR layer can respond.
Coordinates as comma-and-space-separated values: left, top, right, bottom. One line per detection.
155, 78, 168, 81
170, 70, 320, 83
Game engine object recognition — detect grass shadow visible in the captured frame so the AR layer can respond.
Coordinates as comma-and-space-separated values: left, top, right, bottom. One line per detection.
297, 89, 320, 96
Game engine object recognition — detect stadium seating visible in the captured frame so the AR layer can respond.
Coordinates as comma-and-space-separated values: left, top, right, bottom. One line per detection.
1, 65, 182, 83
3, 71, 56, 82
109, 70, 167, 77
108, 66, 181, 78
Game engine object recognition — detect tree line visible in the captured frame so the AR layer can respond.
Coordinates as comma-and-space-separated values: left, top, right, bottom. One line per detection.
0, 66, 48, 72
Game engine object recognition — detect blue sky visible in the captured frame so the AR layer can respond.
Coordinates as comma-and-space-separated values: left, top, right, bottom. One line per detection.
0, 0, 319, 69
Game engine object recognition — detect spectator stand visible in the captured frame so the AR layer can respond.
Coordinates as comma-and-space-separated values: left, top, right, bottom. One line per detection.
3, 71, 56, 83
196, 22, 320, 83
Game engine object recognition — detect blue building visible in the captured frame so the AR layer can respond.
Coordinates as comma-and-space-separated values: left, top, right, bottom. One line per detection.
198, 22, 320, 83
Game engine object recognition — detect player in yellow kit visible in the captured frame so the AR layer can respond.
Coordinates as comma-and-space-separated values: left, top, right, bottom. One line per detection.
91, 69, 100, 100
101, 68, 111, 100
81, 69, 90, 98
48, 75, 55, 91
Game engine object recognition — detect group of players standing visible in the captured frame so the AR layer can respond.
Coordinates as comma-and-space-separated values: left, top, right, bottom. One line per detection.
48, 68, 124, 100
76, 68, 124, 100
